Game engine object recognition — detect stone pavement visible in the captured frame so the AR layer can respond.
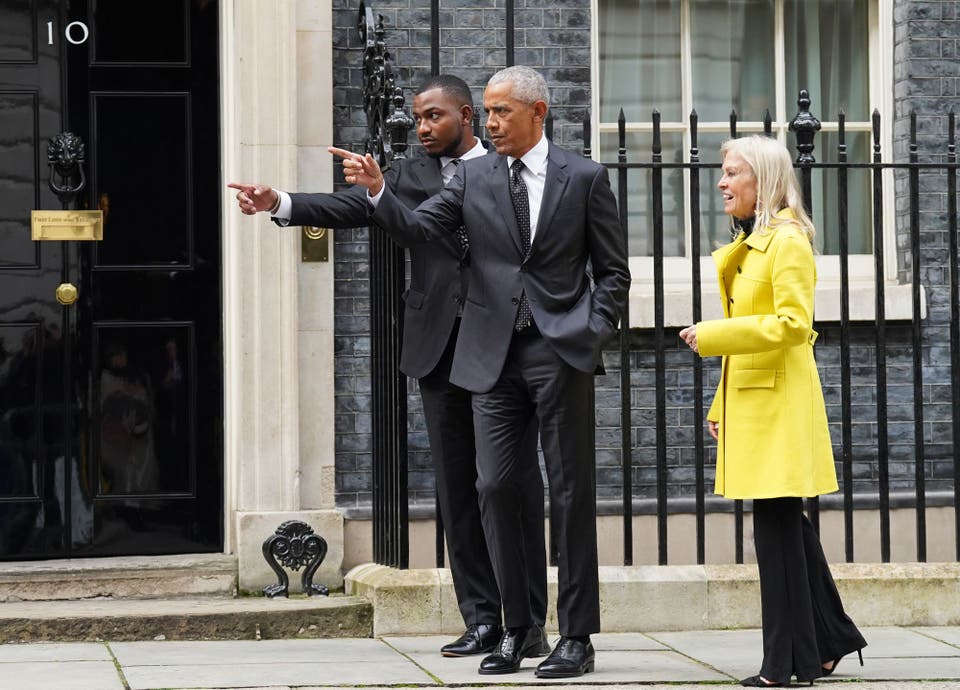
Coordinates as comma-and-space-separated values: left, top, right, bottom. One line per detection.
2, 627, 959, 690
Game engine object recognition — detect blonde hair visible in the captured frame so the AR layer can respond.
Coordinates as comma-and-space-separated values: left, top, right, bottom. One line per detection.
720, 135, 816, 243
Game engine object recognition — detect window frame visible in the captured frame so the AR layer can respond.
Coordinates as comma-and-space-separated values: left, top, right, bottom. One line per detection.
589, 0, 915, 326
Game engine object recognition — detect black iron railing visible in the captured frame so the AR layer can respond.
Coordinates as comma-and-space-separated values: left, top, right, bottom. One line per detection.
359, 2, 414, 569
595, 92, 960, 565
357, 27, 960, 565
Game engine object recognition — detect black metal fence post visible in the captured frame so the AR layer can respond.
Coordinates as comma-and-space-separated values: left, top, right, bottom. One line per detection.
949, 110, 960, 562
871, 109, 891, 563
837, 111, 856, 562
908, 112, 927, 562
616, 109, 634, 565
689, 110, 706, 565
360, 3, 413, 569
789, 89, 823, 534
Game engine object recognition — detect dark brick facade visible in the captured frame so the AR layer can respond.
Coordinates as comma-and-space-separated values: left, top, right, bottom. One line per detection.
333, 1, 959, 511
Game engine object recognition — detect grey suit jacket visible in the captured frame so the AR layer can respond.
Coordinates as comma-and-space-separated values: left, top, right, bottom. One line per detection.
371, 141, 631, 393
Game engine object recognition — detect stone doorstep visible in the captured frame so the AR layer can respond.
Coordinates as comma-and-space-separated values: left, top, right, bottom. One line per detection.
345, 562, 960, 637
0, 554, 238, 602
0, 595, 373, 643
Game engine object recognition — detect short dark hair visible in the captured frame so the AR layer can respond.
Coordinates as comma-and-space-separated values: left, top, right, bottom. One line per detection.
415, 74, 473, 109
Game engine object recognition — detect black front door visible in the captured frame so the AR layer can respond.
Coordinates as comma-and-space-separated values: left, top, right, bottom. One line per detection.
0, 0, 222, 559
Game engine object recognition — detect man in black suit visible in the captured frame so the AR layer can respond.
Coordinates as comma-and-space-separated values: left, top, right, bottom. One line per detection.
229, 74, 548, 659
333, 65, 630, 678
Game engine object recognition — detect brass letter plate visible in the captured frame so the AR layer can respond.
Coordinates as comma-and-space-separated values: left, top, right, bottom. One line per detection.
31, 210, 103, 241
302, 226, 329, 262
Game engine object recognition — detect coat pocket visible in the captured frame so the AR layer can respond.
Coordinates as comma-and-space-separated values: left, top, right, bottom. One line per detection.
404, 289, 425, 309
731, 368, 777, 389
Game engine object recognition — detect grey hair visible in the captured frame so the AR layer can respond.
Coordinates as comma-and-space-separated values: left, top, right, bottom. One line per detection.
487, 66, 550, 107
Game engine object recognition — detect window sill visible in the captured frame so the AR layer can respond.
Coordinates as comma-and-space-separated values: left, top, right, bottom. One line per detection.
627, 280, 926, 329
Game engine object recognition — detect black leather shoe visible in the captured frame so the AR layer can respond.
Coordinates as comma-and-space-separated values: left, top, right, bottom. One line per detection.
478, 627, 542, 674
740, 675, 782, 687
441, 624, 503, 657
534, 637, 595, 678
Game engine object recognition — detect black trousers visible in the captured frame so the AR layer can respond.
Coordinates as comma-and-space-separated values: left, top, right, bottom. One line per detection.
473, 330, 600, 636
752, 498, 867, 684
419, 322, 547, 627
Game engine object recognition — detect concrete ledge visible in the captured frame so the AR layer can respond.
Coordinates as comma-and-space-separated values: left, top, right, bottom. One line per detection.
346, 562, 960, 636
0, 554, 237, 602
0, 595, 372, 642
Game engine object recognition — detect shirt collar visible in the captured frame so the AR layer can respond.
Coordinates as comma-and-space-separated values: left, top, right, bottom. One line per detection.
439, 137, 485, 169
507, 133, 549, 174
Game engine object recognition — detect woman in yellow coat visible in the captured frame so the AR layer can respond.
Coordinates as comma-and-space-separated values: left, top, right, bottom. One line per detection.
680, 136, 866, 687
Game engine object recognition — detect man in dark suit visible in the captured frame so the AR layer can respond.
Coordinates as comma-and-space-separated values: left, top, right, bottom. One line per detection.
229, 74, 548, 659
333, 65, 630, 678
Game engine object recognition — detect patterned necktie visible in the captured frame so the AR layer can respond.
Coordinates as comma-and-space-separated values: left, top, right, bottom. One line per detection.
448, 159, 469, 258
510, 159, 532, 331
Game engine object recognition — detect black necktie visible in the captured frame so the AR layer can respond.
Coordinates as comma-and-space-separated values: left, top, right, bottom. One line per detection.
510, 159, 532, 331
448, 159, 469, 258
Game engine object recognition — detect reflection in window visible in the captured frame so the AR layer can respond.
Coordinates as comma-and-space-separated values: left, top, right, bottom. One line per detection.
97, 328, 191, 495
691, 0, 775, 122
600, 133, 685, 257
599, 0, 681, 122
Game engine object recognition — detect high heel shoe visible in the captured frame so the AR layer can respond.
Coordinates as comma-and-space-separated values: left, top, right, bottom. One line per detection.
821, 648, 864, 677
741, 674, 814, 687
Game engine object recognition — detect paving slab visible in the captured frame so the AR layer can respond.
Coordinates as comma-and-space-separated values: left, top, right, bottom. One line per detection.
382, 634, 726, 684
122, 659, 436, 690
0, 660, 125, 690
115, 639, 436, 689
913, 627, 960, 649
647, 628, 761, 680
0, 641, 111, 662
110, 638, 393, 666
857, 626, 960, 659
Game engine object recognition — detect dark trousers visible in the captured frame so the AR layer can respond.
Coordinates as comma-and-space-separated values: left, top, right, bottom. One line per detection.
419, 322, 547, 627
753, 498, 867, 683
473, 330, 600, 636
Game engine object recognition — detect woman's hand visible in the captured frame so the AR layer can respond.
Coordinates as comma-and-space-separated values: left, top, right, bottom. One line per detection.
707, 420, 718, 440
679, 325, 698, 353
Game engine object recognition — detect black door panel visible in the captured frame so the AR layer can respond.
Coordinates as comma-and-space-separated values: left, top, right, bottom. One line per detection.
0, 0, 221, 560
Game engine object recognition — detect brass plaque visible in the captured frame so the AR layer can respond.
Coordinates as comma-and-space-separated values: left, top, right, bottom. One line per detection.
31, 210, 103, 241
302, 226, 329, 262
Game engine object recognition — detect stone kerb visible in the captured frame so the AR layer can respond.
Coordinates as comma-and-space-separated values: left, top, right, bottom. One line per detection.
346, 562, 960, 636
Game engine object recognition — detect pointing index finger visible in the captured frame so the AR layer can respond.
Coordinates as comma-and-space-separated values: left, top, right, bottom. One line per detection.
328, 147, 362, 161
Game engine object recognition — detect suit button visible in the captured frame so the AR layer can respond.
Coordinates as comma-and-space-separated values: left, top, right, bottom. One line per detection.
520, 265, 527, 272
729, 297, 735, 304
511, 297, 519, 305
737, 266, 742, 273
453, 294, 461, 303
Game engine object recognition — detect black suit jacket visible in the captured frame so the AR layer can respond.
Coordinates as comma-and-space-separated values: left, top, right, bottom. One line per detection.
283, 153, 486, 379
371, 141, 631, 393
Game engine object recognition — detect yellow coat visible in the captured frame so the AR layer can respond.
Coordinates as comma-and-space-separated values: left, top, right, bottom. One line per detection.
697, 212, 838, 499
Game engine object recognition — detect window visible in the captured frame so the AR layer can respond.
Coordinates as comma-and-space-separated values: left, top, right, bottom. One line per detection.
591, 0, 905, 325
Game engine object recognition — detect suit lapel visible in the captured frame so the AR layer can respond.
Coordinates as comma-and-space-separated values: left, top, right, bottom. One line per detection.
409, 157, 444, 197
531, 143, 569, 257
491, 155, 524, 255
